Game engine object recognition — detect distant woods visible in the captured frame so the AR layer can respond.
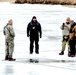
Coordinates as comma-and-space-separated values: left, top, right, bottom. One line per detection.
15, 0, 76, 5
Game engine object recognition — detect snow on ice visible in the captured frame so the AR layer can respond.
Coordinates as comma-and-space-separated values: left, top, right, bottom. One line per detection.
0, 2, 76, 75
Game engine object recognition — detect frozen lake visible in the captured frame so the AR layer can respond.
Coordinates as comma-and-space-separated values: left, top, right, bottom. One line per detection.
0, 2, 76, 75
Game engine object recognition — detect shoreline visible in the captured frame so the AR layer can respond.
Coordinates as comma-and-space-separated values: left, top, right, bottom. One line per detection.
0, 0, 76, 7
14, 0, 76, 5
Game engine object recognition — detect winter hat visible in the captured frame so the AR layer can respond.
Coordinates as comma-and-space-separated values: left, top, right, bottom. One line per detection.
32, 16, 36, 19
70, 20, 74, 23
66, 17, 70, 22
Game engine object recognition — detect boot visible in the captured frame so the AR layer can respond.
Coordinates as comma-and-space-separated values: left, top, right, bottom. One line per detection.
8, 58, 16, 61
30, 52, 33, 54
70, 55, 75, 57
59, 51, 64, 55
5, 55, 8, 60
68, 52, 71, 57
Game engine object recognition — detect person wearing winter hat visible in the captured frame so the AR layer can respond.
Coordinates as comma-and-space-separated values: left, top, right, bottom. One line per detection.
69, 20, 76, 57
27, 16, 42, 54
59, 17, 71, 56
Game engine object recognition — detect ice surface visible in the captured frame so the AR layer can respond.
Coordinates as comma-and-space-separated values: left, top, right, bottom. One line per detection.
0, 2, 76, 75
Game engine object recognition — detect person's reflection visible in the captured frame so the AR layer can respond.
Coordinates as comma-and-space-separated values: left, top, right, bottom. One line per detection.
29, 59, 39, 63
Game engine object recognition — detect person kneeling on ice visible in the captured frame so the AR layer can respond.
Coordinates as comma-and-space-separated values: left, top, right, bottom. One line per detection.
3, 19, 16, 61
59, 17, 71, 56
27, 16, 42, 54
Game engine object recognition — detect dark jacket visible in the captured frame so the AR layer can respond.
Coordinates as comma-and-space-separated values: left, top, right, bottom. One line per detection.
27, 20, 42, 40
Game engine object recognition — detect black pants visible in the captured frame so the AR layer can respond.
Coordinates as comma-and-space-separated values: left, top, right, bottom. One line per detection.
69, 38, 75, 55
30, 38, 39, 54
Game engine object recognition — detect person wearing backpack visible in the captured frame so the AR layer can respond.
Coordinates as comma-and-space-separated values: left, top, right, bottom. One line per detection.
27, 16, 42, 54
3, 19, 15, 61
59, 17, 71, 56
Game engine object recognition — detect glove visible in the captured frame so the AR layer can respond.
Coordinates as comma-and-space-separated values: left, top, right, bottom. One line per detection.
27, 34, 30, 37
40, 35, 42, 38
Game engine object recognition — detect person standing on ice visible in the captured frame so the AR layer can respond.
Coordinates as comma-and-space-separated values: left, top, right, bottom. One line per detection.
69, 20, 76, 57
3, 19, 16, 61
59, 17, 71, 56
27, 16, 42, 54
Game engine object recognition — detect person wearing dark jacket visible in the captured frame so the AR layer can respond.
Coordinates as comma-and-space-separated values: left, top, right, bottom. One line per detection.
69, 20, 76, 57
27, 16, 42, 54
